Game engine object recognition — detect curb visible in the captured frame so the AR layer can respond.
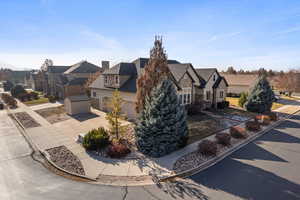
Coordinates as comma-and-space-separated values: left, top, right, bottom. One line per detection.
159, 110, 300, 182
6, 107, 97, 182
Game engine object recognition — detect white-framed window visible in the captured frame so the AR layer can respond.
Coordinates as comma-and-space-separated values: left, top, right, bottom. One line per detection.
115, 76, 119, 84
213, 75, 216, 81
220, 91, 224, 98
104, 76, 108, 84
178, 87, 192, 105
93, 92, 96, 97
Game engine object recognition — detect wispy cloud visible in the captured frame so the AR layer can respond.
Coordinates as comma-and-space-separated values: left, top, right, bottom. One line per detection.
80, 30, 122, 50
277, 26, 300, 35
207, 31, 242, 42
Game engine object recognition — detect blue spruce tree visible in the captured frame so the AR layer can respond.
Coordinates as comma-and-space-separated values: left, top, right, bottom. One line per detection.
135, 79, 189, 157
245, 75, 275, 113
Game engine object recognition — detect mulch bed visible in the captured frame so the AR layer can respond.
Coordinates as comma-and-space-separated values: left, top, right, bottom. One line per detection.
12, 112, 41, 128
46, 146, 85, 176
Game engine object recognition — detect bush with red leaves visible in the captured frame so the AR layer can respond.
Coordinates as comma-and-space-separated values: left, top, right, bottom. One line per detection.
230, 126, 248, 139
245, 121, 261, 132
198, 139, 218, 156
215, 132, 231, 146
107, 143, 131, 158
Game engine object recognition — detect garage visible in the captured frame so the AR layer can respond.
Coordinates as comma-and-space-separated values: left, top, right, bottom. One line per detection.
64, 95, 91, 115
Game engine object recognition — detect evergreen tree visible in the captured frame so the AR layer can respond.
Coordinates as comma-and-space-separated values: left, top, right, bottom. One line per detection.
238, 92, 248, 108
105, 89, 126, 140
135, 79, 189, 157
245, 75, 275, 113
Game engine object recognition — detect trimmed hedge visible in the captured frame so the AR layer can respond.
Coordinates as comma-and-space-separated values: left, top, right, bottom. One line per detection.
215, 132, 231, 146
245, 121, 261, 132
230, 126, 248, 139
198, 140, 218, 156
82, 127, 110, 151
217, 101, 230, 109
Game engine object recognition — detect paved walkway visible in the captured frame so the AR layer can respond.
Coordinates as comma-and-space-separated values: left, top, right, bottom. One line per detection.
8, 99, 300, 183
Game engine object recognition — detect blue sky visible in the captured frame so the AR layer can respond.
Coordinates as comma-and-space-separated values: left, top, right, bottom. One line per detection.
1, 0, 300, 71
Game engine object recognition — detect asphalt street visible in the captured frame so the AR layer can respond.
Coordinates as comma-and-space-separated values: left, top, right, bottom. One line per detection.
1, 109, 300, 200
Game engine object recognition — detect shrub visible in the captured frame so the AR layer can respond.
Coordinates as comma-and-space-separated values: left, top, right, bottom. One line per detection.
30, 92, 39, 100
82, 127, 110, 151
266, 112, 278, 121
215, 132, 231, 146
261, 115, 271, 126
48, 96, 56, 103
230, 126, 248, 139
1, 93, 17, 108
245, 121, 261, 132
238, 92, 248, 107
11, 85, 26, 98
107, 142, 131, 158
186, 104, 202, 115
198, 139, 218, 156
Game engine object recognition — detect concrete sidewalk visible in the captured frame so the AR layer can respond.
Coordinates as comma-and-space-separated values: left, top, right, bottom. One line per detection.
10, 100, 300, 185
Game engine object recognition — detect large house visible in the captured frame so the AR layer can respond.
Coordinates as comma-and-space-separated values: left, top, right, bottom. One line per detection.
220, 73, 259, 96
41, 60, 109, 99
90, 58, 227, 119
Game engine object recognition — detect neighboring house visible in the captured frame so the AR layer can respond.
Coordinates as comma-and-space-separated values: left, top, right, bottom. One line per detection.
41, 60, 109, 99
220, 73, 259, 96
195, 68, 228, 107
90, 58, 227, 119
26, 71, 43, 91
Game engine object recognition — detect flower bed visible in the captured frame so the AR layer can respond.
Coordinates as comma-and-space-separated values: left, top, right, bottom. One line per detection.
173, 117, 279, 174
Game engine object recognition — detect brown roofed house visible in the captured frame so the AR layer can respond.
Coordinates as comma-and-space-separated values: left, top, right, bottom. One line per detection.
220, 73, 259, 96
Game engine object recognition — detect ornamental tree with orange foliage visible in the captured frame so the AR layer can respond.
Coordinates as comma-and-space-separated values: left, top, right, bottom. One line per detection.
135, 36, 171, 113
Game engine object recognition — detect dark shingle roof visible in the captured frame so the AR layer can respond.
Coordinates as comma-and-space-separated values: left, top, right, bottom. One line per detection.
48, 66, 71, 73
66, 95, 90, 102
103, 63, 137, 75
66, 78, 88, 86
64, 61, 101, 74
168, 64, 190, 82
195, 68, 217, 82
213, 77, 228, 88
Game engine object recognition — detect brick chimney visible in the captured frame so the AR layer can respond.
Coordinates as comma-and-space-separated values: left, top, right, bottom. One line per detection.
101, 61, 109, 71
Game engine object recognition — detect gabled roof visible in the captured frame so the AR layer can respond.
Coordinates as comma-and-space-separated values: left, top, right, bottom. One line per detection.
64, 61, 101, 74
220, 73, 259, 86
213, 77, 229, 88
48, 66, 71, 73
168, 64, 190, 82
102, 62, 137, 75
195, 68, 217, 82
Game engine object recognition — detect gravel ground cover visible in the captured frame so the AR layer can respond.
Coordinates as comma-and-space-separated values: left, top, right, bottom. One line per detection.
187, 113, 239, 144
46, 146, 85, 175
35, 106, 70, 124
11, 112, 41, 128
173, 121, 274, 173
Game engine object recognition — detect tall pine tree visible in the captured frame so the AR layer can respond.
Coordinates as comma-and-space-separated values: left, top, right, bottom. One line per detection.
245, 75, 275, 113
135, 79, 189, 157
135, 36, 171, 113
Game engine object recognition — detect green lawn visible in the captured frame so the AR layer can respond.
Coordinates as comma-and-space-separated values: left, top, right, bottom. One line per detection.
24, 97, 49, 106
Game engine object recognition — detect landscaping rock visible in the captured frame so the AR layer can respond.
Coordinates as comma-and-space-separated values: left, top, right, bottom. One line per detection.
46, 146, 85, 175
